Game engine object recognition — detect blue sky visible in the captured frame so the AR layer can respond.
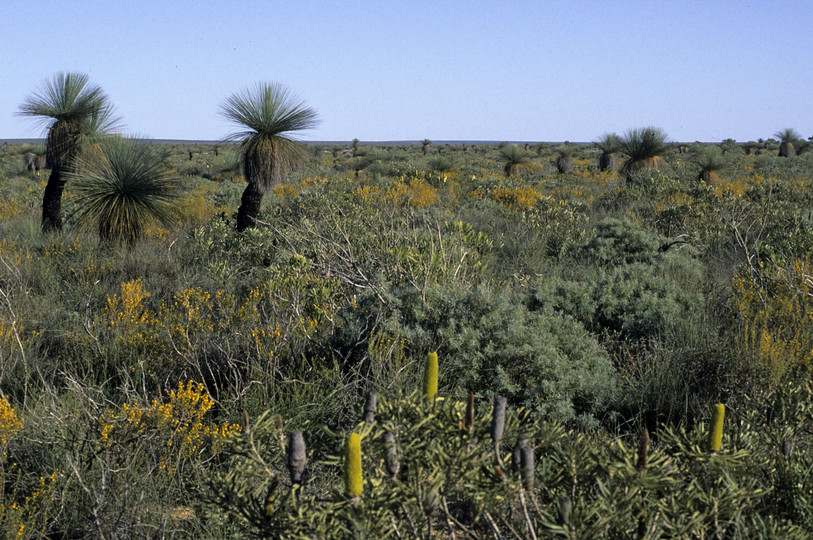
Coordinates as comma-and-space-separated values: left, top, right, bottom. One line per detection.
1, 0, 810, 142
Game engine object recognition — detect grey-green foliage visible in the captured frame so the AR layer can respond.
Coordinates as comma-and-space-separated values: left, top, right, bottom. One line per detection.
532, 218, 705, 340
397, 282, 617, 427
205, 381, 813, 539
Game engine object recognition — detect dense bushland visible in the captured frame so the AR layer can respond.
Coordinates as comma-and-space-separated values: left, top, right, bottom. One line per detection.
0, 138, 812, 537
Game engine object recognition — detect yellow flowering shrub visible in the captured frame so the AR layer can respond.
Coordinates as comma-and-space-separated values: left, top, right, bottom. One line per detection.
0, 199, 25, 219
0, 396, 23, 450
407, 178, 438, 207
0, 471, 58, 540
99, 381, 239, 475
489, 185, 543, 211
272, 183, 300, 201
732, 259, 813, 382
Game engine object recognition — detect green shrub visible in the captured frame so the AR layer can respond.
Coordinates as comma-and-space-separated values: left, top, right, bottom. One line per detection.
396, 283, 617, 427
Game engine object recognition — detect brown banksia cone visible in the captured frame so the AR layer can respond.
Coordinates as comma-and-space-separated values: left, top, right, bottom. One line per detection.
464, 391, 475, 430
558, 495, 572, 525
637, 428, 649, 470
490, 395, 507, 444
287, 430, 307, 484
242, 410, 250, 434
512, 431, 529, 473
383, 431, 400, 478
362, 390, 377, 423
520, 444, 535, 490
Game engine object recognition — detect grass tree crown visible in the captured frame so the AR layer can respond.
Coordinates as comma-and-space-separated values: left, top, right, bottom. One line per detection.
220, 82, 319, 192
619, 126, 669, 178
18, 72, 120, 232
68, 136, 181, 245
18, 72, 119, 169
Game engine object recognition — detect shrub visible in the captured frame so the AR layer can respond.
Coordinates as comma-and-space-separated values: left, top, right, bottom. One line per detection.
397, 283, 617, 427
534, 219, 705, 340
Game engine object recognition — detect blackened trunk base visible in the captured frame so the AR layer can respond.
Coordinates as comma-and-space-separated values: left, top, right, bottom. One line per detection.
41, 167, 66, 232
236, 182, 264, 231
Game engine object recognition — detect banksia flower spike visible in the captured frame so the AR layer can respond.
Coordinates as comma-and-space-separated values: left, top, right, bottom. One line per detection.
362, 390, 377, 423
708, 403, 725, 453
345, 432, 363, 498
287, 430, 307, 484
264, 475, 280, 518
423, 352, 438, 402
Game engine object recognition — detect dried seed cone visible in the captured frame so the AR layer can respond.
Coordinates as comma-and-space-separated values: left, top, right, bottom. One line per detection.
424, 352, 438, 401
637, 428, 649, 470
464, 391, 475, 429
287, 430, 307, 484
708, 403, 725, 453
490, 395, 507, 443
362, 390, 377, 423
520, 444, 535, 490
242, 410, 250, 434
345, 432, 363, 497
559, 495, 572, 525
383, 431, 400, 477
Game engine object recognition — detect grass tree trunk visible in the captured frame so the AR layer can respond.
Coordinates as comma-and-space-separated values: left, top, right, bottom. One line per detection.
236, 181, 264, 231
41, 167, 67, 232
556, 157, 573, 174
779, 141, 796, 157
599, 153, 616, 172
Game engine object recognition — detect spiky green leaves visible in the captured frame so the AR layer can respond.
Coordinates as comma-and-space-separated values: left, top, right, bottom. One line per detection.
596, 133, 621, 154
693, 145, 727, 181
775, 128, 800, 157
619, 127, 669, 179
18, 72, 119, 169
220, 83, 318, 191
500, 144, 530, 176
68, 137, 181, 244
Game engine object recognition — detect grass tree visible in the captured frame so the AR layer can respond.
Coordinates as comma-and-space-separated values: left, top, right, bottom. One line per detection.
618, 127, 669, 181
693, 145, 727, 182
775, 128, 800, 157
18, 72, 119, 232
500, 144, 530, 177
220, 82, 319, 231
555, 145, 574, 174
596, 133, 621, 172
68, 136, 181, 245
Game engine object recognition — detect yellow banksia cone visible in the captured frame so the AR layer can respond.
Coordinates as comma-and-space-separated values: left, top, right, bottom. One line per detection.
708, 403, 725, 453
345, 432, 363, 497
424, 352, 438, 401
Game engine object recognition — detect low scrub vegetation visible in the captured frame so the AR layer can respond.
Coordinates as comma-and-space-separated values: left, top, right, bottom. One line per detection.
1, 133, 812, 537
